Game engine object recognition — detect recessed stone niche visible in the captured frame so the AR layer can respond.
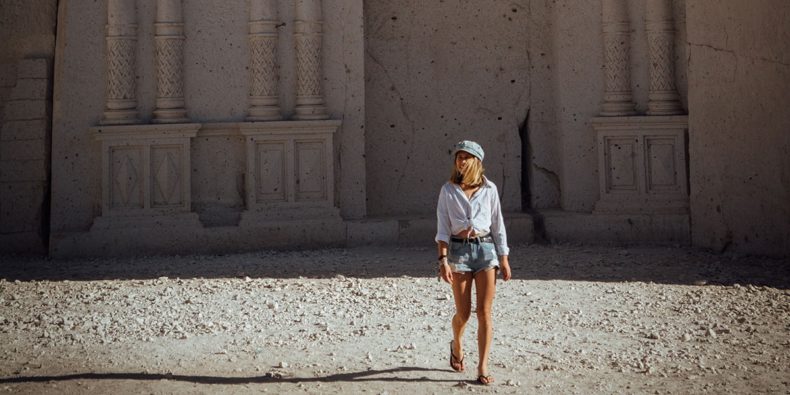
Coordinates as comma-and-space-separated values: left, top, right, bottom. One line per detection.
593, 116, 688, 214
91, 123, 202, 229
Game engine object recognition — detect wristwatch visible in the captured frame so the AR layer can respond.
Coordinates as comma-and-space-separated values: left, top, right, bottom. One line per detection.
437, 255, 448, 266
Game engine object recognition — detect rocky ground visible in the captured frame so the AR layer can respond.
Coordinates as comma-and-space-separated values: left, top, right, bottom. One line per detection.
0, 244, 787, 394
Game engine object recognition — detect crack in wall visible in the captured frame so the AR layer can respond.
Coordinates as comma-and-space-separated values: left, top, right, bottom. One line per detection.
533, 164, 561, 204
364, 48, 417, 195
688, 42, 790, 67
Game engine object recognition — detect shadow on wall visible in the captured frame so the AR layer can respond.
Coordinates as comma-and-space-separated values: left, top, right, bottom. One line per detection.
0, 245, 787, 288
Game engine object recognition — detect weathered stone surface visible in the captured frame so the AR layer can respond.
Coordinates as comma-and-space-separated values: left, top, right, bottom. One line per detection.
687, 0, 790, 257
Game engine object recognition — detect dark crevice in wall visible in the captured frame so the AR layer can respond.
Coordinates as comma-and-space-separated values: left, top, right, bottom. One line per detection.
518, 109, 547, 243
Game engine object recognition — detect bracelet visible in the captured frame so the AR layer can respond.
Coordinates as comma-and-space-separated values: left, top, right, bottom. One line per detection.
437, 254, 447, 261
437, 256, 449, 266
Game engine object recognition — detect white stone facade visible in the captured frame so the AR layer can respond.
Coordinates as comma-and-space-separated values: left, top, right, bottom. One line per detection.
1, 0, 787, 257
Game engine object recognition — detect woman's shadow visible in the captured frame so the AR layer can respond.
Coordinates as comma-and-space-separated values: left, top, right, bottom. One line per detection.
0, 366, 468, 385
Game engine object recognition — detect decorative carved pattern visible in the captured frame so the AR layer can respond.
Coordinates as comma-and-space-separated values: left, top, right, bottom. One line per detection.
152, 147, 182, 206
95, 124, 199, 216
111, 147, 143, 209
296, 35, 323, 97
250, 36, 278, 97
603, 35, 631, 93
593, 117, 689, 214
156, 38, 185, 98
648, 33, 676, 92
600, 0, 635, 116
107, 38, 137, 101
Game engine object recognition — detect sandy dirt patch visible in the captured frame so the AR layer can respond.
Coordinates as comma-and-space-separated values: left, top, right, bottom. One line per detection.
0, 244, 788, 394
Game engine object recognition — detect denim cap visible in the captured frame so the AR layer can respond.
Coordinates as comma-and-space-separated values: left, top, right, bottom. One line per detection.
453, 140, 485, 161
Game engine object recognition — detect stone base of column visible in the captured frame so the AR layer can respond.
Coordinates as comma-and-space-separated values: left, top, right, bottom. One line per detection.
294, 97, 328, 120
247, 108, 282, 121
247, 97, 282, 121
647, 91, 684, 115
600, 102, 637, 117
152, 108, 189, 124
101, 109, 140, 125
153, 98, 188, 123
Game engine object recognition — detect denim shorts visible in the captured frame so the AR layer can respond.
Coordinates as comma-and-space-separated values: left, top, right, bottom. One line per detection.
449, 240, 499, 274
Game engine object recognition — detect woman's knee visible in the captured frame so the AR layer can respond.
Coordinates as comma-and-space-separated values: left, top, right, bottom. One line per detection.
455, 308, 472, 323
476, 306, 493, 322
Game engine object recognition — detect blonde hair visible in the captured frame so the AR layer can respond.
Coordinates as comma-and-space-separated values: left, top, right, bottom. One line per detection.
450, 155, 485, 187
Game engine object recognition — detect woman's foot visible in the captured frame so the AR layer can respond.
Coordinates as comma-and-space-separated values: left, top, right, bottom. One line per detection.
449, 341, 464, 372
477, 374, 494, 385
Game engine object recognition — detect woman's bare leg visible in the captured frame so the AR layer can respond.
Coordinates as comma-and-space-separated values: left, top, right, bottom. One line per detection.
451, 272, 474, 361
474, 268, 497, 377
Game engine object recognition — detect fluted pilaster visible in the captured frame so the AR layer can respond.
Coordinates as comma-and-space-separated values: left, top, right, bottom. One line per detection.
293, 0, 328, 120
153, 0, 188, 123
102, 0, 140, 124
247, 0, 282, 121
645, 0, 683, 115
600, 0, 636, 116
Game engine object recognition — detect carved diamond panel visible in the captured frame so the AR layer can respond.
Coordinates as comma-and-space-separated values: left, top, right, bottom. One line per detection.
110, 146, 144, 209
95, 124, 198, 217
152, 146, 182, 207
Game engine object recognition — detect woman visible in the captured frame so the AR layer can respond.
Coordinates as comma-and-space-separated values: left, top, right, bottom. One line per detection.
436, 140, 512, 385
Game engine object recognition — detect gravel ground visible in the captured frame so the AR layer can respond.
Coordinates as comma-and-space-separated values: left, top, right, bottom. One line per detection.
0, 244, 788, 394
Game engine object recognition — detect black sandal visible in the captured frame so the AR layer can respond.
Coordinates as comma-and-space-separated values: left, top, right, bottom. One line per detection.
449, 340, 464, 372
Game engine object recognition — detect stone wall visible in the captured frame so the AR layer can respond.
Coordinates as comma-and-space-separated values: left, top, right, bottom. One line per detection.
364, 1, 530, 216
50, 0, 365, 256
364, 0, 689, 217
687, 0, 790, 257
0, 0, 57, 254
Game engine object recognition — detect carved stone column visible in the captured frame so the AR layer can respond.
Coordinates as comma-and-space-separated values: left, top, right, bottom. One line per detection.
153, 0, 188, 123
247, 0, 282, 121
645, 0, 684, 115
293, 0, 328, 120
102, 0, 140, 124
600, 0, 636, 116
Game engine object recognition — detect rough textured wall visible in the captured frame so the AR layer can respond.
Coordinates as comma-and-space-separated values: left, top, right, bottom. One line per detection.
0, 1, 58, 63
549, 0, 602, 212
0, 0, 57, 253
364, 0, 530, 216
687, 0, 790, 256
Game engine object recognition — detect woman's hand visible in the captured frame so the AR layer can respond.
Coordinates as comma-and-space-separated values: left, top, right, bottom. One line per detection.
499, 256, 512, 281
439, 261, 453, 284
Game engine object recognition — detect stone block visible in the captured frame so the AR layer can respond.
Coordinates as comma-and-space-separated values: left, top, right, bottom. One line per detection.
17, 59, 49, 80
505, 212, 535, 244
9, 78, 49, 100
0, 181, 46, 233
397, 217, 436, 245
346, 219, 399, 246
0, 232, 46, 254
0, 119, 48, 141
541, 210, 690, 245
0, 63, 17, 87
0, 139, 48, 161
4, 99, 47, 120
0, 159, 48, 182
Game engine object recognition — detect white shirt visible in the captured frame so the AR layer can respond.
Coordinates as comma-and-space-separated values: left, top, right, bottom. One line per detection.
435, 177, 510, 256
